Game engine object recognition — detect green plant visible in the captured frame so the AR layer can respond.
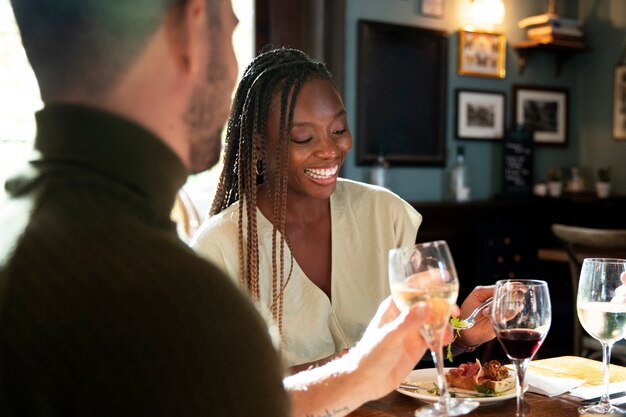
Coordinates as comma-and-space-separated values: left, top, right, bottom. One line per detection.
548, 168, 562, 182
598, 167, 611, 183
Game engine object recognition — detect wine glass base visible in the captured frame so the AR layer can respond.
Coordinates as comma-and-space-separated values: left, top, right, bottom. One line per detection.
414, 398, 479, 417
578, 402, 626, 415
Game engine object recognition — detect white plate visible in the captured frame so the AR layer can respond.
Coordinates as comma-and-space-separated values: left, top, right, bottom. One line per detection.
397, 368, 518, 405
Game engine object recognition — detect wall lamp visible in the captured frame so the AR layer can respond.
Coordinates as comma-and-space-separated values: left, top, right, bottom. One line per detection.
463, 0, 505, 32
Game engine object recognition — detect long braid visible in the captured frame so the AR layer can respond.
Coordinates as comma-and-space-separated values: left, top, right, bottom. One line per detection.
210, 47, 335, 347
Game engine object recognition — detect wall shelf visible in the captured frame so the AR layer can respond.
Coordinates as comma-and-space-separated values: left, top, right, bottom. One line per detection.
513, 39, 590, 77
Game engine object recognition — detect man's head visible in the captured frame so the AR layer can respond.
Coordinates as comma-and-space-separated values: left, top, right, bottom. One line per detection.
11, 0, 174, 101
11, 0, 238, 173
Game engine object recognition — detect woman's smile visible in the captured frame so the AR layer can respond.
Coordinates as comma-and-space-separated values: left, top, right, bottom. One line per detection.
304, 164, 339, 183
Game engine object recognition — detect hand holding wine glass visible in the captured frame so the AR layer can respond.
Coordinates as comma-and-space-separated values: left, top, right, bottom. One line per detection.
577, 258, 626, 415
491, 279, 551, 417
389, 240, 478, 417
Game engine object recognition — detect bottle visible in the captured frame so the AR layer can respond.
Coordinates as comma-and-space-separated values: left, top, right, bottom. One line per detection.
451, 146, 470, 202
371, 150, 390, 188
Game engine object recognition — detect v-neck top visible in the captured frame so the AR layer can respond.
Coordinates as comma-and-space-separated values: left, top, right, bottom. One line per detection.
191, 178, 422, 367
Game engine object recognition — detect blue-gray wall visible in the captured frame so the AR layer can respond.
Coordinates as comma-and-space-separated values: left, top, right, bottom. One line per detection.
579, 0, 626, 195
340, 0, 625, 201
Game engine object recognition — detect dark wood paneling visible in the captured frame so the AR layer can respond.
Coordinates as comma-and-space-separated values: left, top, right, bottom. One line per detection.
411, 194, 626, 359
254, 0, 345, 94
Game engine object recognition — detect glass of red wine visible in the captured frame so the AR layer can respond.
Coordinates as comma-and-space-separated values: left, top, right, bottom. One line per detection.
491, 279, 551, 417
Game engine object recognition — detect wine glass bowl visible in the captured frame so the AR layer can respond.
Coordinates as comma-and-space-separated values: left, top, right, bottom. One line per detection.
491, 279, 551, 417
389, 241, 478, 417
576, 258, 626, 415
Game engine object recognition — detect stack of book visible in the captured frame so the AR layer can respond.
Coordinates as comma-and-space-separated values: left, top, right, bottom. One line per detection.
518, 13, 585, 47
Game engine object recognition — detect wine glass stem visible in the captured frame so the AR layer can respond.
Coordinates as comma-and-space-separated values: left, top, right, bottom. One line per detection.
600, 342, 613, 409
512, 359, 529, 417
430, 343, 449, 415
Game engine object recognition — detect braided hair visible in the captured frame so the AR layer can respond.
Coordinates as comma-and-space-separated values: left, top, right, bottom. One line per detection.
210, 47, 335, 342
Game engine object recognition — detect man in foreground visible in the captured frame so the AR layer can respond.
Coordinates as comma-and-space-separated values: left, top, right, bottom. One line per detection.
0, 1, 443, 416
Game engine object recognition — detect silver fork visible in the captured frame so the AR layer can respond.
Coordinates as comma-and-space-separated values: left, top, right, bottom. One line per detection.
459, 297, 493, 329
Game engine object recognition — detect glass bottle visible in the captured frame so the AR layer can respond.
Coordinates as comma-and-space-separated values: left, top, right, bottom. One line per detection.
451, 146, 470, 202
371, 150, 390, 188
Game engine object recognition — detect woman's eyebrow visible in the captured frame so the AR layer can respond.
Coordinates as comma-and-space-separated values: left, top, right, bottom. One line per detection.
292, 110, 347, 127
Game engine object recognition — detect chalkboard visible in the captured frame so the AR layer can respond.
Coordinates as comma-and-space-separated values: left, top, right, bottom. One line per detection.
503, 125, 533, 198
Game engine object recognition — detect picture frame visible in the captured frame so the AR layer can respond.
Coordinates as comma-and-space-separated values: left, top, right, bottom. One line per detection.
458, 30, 506, 79
357, 20, 447, 166
455, 89, 505, 141
513, 85, 568, 146
613, 65, 626, 140
420, 0, 444, 18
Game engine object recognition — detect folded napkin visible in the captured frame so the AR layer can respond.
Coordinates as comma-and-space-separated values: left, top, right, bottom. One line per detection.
525, 372, 585, 397
570, 381, 626, 401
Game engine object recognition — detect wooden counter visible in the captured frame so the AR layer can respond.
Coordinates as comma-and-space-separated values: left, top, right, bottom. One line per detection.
409, 194, 626, 359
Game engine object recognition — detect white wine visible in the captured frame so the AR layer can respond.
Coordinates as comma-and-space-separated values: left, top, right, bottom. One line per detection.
577, 301, 626, 343
391, 282, 458, 345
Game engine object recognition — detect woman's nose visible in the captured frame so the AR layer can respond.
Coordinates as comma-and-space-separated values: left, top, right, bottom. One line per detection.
314, 136, 340, 158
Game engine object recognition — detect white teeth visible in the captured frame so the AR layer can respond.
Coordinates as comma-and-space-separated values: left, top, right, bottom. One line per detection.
305, 165, 338, 180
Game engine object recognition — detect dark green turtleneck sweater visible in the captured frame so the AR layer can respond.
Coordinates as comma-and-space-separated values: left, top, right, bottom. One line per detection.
0, 105, 289, 417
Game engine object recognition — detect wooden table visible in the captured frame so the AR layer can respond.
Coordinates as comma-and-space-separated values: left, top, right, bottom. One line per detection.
350, 357, 626, 417
350, 390, 582, 417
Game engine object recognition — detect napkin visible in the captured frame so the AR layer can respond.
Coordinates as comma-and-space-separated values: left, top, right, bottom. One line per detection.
525, 372, 585, 397
570, 381, 626, 401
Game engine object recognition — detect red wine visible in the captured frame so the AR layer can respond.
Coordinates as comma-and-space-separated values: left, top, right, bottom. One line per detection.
497, 329, 544, 359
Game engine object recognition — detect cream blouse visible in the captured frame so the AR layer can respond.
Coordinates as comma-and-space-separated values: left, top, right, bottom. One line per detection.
191, 178, 422, 367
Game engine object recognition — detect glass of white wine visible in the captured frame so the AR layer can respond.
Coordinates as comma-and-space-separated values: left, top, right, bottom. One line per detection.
577, 258, 626, 415
389, 240, 478, 417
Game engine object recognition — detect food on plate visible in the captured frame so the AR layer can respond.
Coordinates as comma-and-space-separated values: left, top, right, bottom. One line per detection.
446, 359, 514, 394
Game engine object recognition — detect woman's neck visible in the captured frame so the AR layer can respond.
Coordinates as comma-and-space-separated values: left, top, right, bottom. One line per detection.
256, 185, 330, 226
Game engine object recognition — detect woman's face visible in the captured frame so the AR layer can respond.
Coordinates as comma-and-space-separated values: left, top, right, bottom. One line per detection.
264, 77, 352, 201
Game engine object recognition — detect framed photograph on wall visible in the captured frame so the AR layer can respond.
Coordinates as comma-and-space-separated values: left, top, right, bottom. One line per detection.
613, 65, 626, 140
357, 20, 447, 166
420, 0, 444, 18
458, 30, 506, 78
513, 85, 568, 146
455, 89, 505, 140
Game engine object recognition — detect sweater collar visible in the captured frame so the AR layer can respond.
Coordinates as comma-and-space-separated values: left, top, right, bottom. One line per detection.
33, 104, 189, 218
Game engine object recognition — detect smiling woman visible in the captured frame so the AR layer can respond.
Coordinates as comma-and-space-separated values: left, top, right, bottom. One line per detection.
190, 47, 422, 371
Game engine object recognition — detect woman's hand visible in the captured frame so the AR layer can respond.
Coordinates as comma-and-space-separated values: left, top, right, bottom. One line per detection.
457, 285, 496, 347
612, 271, 626, 303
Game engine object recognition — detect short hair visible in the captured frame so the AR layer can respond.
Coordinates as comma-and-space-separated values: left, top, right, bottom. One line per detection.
10, 0, 199, 100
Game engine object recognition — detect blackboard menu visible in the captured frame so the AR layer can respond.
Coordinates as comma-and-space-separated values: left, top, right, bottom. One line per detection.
503, 125, 533, 198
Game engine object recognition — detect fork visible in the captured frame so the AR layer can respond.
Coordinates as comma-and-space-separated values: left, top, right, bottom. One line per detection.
459, 297, 493, 329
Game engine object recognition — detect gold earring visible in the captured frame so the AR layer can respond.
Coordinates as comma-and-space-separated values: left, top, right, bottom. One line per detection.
255, 159, 264, 176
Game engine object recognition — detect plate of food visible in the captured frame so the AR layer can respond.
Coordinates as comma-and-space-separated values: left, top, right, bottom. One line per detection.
397, 360, 518, 405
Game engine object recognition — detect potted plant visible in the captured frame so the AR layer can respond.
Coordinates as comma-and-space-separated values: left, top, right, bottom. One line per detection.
547, 168, 563, 197
596, 167, 611, 199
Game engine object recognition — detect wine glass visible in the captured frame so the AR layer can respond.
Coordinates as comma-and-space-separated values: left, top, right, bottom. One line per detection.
491, 279, 551, 417
389, 240, 479, 417
577, 258, 626, 415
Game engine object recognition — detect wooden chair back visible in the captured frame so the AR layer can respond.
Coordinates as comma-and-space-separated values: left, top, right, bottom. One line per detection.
551, 223, 626, 360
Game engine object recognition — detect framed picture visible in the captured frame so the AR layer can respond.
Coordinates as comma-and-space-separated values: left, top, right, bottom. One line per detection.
420, 0, 444, 18
357, 20, 447, 166
458, 30, 506, 78
513, 85, 568, 146
613, 65, 626, 140
455, 89, 505, 141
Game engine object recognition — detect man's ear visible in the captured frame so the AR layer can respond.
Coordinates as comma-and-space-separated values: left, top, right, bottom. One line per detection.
165, 0, 207, 76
